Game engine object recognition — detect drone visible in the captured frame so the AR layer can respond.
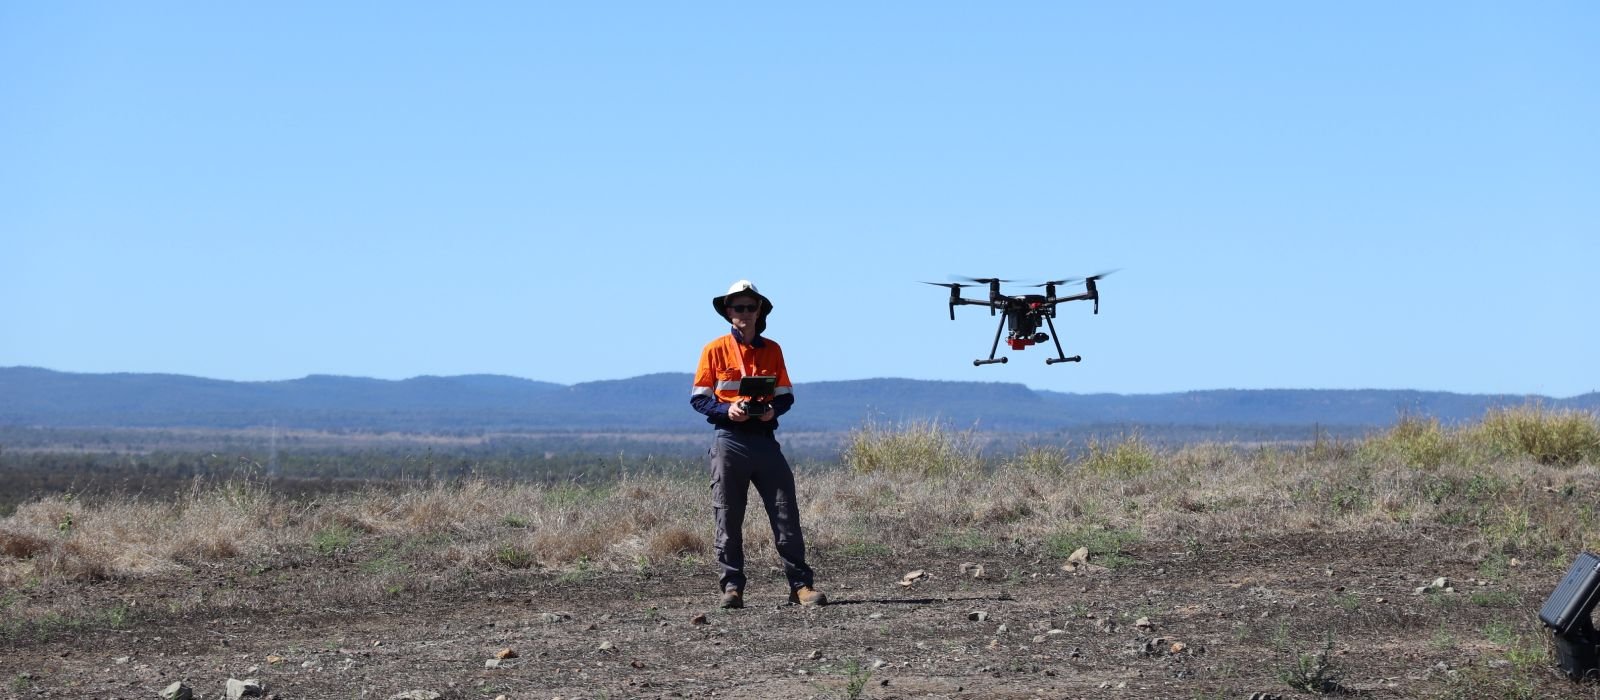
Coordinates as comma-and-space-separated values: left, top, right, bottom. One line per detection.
923, 272, 1114, 366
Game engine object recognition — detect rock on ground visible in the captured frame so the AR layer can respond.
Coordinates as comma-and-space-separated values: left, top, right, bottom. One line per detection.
225, 678, 265, 699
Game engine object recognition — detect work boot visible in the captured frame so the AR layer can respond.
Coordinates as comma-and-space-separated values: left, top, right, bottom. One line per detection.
719, 588, 743, 609
788, 585, 828, 606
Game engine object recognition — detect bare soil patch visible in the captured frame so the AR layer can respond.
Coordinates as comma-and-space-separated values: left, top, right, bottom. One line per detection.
0, 532, 1581, 699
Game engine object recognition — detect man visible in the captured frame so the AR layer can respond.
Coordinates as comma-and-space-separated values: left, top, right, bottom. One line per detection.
691, 280, 826, 609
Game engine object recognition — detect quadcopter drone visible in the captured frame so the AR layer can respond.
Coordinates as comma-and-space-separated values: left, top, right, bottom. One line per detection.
923, 272, 1114, 366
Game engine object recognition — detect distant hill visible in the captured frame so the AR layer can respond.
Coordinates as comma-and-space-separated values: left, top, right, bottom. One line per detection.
1035, 388, 1600, 427
1, 366, 1594, 433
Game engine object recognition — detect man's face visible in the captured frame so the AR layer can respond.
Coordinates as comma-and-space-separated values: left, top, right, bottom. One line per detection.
725, 294, 761, 332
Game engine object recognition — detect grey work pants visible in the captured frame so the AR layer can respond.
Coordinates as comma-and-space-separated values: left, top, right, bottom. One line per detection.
710, 428, 814, 594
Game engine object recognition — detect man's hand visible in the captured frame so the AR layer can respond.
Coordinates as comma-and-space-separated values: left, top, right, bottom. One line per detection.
728, 401, 773, 422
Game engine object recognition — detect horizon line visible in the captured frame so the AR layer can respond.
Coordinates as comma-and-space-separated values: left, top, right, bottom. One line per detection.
3, 365, 1594, 400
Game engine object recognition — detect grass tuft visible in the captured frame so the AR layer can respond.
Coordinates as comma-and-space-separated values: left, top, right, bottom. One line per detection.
843, 419, 980, 477
1276, 631, 1343, 694
838, 658, 873, 700
1079, 433, 1159, 477
1045, 524, 1140, 568
1358, 407, 1600, 470
494, 544, 536, 569
646, 527, 707, 560
1004, 444, 1071, 473
311, 525, 358, 556
1359, 416, 1458, 470
1472, 406, 1600, 467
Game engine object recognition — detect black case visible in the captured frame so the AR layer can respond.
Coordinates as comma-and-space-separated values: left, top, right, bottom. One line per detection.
1541, 552, 1600, 635
1542, 552, 1600, 681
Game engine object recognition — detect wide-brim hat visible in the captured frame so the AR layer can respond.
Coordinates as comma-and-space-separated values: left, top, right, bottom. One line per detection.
712, 279, 774, 321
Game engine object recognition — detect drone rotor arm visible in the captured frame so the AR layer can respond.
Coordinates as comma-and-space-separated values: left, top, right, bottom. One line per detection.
1044, 291, 1093, 304
949, 296, 1002, 307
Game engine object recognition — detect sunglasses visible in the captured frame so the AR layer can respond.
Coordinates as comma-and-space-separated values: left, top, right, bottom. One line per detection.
728, 304, 761, 313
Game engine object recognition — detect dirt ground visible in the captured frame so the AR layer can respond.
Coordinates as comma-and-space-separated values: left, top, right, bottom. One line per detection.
1, 533, 1590, 699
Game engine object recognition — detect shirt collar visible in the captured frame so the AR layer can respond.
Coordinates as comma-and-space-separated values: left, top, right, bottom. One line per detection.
730, 327, 765, 348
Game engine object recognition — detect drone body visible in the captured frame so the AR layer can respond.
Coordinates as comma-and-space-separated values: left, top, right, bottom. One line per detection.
924, 273, 1113, 366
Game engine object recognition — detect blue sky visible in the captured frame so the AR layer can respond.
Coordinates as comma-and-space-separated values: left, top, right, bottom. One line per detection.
3, 3, 1596, 396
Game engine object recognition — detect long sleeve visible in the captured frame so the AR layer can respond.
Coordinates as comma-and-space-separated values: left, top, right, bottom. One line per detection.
691, 393, 729, 419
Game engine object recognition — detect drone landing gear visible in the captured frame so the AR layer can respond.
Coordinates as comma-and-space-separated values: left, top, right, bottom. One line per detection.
973, 308, 1085, 366
975, 312, 1011, 366
1043, 316, 1080, 365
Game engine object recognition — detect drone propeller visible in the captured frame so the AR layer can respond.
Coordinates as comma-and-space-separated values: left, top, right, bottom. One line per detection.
921, 282, 971, 320
1080, 269, 1118, 315
1026, 270, 1119, 313
954, 277, 1008, 316
1029, 270, 1119, 287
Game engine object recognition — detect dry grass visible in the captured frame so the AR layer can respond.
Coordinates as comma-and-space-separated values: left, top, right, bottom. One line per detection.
647, 526, 708, 559
0, 528, 49, 559
7, 411, 1599, 697
3, 410, 1598, 596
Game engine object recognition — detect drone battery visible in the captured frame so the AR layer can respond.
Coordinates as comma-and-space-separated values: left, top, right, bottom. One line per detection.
1541, 552, 1600, 636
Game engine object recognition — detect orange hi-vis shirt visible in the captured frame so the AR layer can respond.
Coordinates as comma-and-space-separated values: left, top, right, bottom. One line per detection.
693, 333, 794, 405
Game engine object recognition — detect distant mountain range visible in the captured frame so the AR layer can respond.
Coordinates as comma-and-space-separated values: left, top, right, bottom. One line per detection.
1, 366, 1594, 434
